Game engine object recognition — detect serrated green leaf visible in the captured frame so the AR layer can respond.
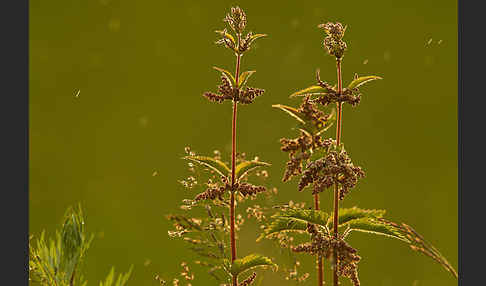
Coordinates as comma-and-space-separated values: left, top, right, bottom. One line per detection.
183, 155, 230, 178
260, 208, 387, 241
235, 160, 270, 180
230, 254, 277, 276
343, 218, 407, 241
257, 209, 330, 241
342, 215, 457, 279
347, 75, 382, 90
238, 70, 256, 88
290, 85, 330, 98
272, 104, 305, 124
257, 217, 307, 241
278, 208, 330, 227
258, 205, 457, 279
332, 207, 386, 226
213, 66, 236, 87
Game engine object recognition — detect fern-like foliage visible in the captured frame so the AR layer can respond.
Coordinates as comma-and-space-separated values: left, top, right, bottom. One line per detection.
99, 267, 133, 286
29, 205, 133, 286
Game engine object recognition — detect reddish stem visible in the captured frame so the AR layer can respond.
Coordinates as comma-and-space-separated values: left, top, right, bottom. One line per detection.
333, 58, 343, 286
313, 193, 324, 286
230, 99, 238, 263
230, 36, 242, 286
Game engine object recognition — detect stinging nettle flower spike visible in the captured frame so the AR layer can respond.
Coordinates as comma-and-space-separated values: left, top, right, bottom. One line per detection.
319, 22, 347, 59
169, 7, 274, 286
263, 20, 456, 286
224, 6, 247, 34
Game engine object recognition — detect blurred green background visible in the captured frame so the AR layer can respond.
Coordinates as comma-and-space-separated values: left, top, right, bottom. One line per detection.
30, 0, 457, 285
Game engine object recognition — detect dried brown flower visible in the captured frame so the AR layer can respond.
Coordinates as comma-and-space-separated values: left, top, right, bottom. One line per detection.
318, 22, 347, 59
280, 131, 334, 182
237, 183, 267, 197
313, 89, 361, 107
238, 87, 265, 104
298, 145, 364, 199
224, 7, 247, 34
194, 186, 226, 202
203, 77, 265, 105
291, 223, 361, 286
203, 76, 235, 104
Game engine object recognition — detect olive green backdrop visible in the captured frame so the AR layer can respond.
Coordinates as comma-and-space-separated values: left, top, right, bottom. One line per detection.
30, 0, 457, 285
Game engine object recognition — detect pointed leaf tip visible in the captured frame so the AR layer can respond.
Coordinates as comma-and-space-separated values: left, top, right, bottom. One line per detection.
290, 85, 330, 98
183, 155, 230, 178
213, 66, 236, 86
230, 254, 277, 276
235, 160, 271, 180
238, 70, 256, 88
272, 104, 305, 124
347, 75, 382, 90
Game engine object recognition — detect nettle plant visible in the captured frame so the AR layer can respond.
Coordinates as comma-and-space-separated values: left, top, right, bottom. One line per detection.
166, 7, 276, 286
29, 205, 132, 286
259, 22, 458, 286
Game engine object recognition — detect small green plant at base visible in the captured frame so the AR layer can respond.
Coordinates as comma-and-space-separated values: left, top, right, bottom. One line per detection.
29, 205, 133, 286
260, 22, 457, 286
166, 6, 276, 286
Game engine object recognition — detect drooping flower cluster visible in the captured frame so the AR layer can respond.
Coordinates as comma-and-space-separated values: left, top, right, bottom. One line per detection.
192, 172, 268, 203
299, 96, 334, 128
298, 145, 365, 200
203, 77, 265, 105
203, 76, 234, 103
237, 182, 267, 197
238, 87, 265, 104
280, 133, 334, 182
278, 98, 335, 182
291, 224, 361, 286
194, 181, 227, 202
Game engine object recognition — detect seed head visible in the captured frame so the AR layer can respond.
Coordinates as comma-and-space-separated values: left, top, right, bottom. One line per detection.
298, 144, 365, 200
319, 22, 347, 59
237, 183, 267, 197
224, 7, 247, 34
